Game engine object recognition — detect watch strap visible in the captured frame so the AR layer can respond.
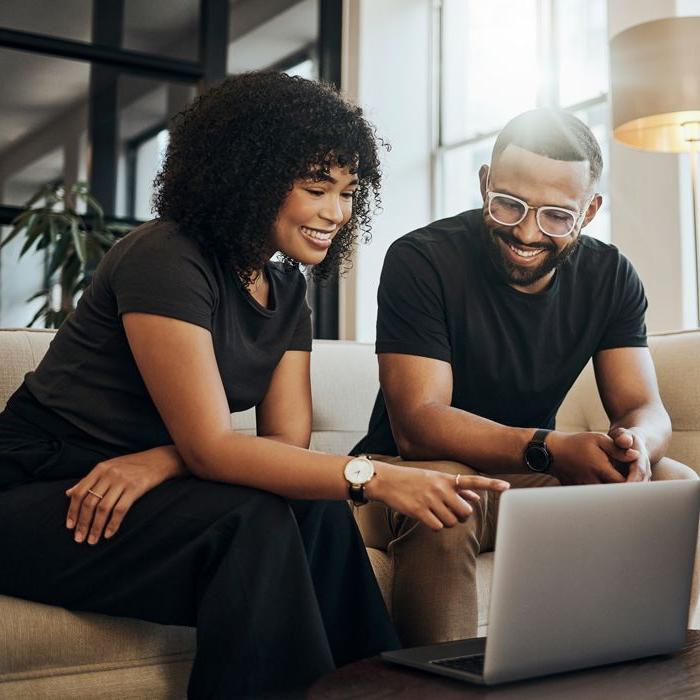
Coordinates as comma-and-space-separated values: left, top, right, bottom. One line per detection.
524, 429, 553, 473
531, 428, 551, 445
348, 483, 368, 505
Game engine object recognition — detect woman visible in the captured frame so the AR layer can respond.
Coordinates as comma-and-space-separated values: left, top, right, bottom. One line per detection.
0, 72, 508, 698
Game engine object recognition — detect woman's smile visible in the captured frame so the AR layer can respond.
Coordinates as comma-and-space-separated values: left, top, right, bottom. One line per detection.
300, 225, 335, 249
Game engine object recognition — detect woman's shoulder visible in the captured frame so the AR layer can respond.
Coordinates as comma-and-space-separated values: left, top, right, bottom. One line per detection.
105, 219, 214, 276
112, 219, 201, 256
101, 219, 218, 302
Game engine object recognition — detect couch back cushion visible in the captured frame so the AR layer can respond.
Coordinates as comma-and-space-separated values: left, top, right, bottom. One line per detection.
227, 340, 378, 454
0, 330, 377, 457
0, 330, 55, 411
556, 330, 700, 472
1, 329, 697, 467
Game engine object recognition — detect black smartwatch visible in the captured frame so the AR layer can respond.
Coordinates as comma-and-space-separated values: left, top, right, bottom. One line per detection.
524, 429, 553, 473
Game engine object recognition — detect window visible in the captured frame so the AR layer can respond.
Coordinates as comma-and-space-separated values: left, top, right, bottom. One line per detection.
436, 0, 610, 242
130, 128, 170, 221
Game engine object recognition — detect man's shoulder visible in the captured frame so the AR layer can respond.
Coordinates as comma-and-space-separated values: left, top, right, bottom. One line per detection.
575, 235, 635, 274
388, 209, 482, 260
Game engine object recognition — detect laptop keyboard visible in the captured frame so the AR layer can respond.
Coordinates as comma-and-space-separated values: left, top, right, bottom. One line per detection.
430, 653, 485, 676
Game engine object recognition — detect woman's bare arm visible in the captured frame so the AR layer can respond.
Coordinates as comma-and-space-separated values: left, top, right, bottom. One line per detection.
121, 312, 510, 523
122, 312, 350, 500
255, 350, 312, 448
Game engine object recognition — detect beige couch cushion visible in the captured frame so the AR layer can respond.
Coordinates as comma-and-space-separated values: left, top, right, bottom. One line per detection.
0, 662, 193, 700
557, 330, 700, 473
230, 339, 379, 455
0, 596, 194, 679
0, 330, 54, 411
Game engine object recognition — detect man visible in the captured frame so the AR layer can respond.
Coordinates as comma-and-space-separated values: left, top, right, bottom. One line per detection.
352, 109, 697, 646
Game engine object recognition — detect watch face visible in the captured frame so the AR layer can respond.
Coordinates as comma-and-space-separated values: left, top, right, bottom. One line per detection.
526, 445, 550, 472
344, 458, 374, 484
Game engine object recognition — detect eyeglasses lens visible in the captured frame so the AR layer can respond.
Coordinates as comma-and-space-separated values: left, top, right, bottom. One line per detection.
490, 195, 575, 237
490, 195, 525, 225
537, 208, 576, 236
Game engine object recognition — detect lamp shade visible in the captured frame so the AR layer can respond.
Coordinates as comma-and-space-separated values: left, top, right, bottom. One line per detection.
610, 17, 700, 153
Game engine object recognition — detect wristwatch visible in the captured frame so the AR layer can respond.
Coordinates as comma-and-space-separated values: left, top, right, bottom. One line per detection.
524, 429, 553, 473
344, 455, 375, 505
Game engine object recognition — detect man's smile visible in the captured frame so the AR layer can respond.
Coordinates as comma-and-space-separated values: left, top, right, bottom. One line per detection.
494, 231, 553, 264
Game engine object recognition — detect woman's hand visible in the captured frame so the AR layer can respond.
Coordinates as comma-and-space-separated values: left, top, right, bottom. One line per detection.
65, 445, 187, 545
365, 462, 510, 531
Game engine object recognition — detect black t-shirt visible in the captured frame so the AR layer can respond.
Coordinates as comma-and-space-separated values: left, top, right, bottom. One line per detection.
21, 219, 312, 452
353, 209, 647, 457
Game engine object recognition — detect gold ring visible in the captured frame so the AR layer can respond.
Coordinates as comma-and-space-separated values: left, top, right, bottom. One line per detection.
455, 474, 461, 489
88, 489, 104, 500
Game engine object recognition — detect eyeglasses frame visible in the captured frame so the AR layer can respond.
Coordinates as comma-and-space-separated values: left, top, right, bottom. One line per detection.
485, 188, 595, 238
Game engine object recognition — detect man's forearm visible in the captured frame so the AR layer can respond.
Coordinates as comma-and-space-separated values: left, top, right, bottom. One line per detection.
394, 402, 535, 474
609, 405, 672, 464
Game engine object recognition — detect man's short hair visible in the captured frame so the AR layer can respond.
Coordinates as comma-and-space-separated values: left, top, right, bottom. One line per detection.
492, 109, 603, 186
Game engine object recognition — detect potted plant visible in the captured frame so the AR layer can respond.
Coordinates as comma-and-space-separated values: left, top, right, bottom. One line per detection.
0, 181, 130, 328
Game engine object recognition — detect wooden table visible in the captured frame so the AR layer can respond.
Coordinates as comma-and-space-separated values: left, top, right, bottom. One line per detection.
309, 630, 700, 699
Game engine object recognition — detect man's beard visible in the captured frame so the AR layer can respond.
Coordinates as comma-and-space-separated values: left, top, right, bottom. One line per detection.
481, 224, 581, 288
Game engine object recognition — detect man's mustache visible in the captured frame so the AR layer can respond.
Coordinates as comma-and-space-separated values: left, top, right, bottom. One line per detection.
490, 227, 556, 253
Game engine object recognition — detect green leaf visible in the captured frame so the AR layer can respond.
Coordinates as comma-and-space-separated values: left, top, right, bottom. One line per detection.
27, 301, 49, 328
61, 251, 81, 291
49, 217, 59, 247
70, 219, 87, 266
46, 234, 72, 278
1, 210, 40, 249
84, 193, 104, 222
8, 209, 34, 227
26, 289, 49, 302
21, 211, 45, 241
19, 225, 45, 256
0, 222, 27, 249
24, 187, 49, 209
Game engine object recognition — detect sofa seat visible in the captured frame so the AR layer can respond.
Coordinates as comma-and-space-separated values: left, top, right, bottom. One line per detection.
0, 595, 194, 698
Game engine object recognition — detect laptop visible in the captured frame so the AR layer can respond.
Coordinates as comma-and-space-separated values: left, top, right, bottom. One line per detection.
382, 480, 700, 685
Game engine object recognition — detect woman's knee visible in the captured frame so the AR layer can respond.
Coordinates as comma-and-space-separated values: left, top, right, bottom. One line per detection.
169, 479, 297, 532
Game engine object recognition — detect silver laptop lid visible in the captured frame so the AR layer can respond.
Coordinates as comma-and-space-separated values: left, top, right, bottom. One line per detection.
484, 480, 700, 684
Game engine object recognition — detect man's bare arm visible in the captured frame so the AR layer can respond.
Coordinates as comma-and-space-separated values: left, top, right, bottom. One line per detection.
594, 346, 671, 480
380, 352, 635, 483
379, 353, 531, 472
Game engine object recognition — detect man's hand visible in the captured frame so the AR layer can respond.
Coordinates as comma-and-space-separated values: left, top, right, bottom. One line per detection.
65, 445, 187, 545
608, 427, 651, 482
547, 431, 641, 485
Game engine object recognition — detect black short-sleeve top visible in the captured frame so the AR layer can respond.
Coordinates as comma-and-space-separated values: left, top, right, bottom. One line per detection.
23, 220, 312, 452
354, 208, 648, 457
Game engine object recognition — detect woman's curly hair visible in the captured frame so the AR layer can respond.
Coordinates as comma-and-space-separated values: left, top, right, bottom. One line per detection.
154, 70, 387, 285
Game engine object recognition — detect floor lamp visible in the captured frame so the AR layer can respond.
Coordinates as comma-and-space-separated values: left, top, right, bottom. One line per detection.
610, 16, 700, 327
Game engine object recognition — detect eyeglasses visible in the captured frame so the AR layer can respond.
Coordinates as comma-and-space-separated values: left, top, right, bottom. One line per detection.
486, 190, 590, 238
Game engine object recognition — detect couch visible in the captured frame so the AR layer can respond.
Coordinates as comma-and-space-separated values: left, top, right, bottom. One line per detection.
1, 328, 699, 698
